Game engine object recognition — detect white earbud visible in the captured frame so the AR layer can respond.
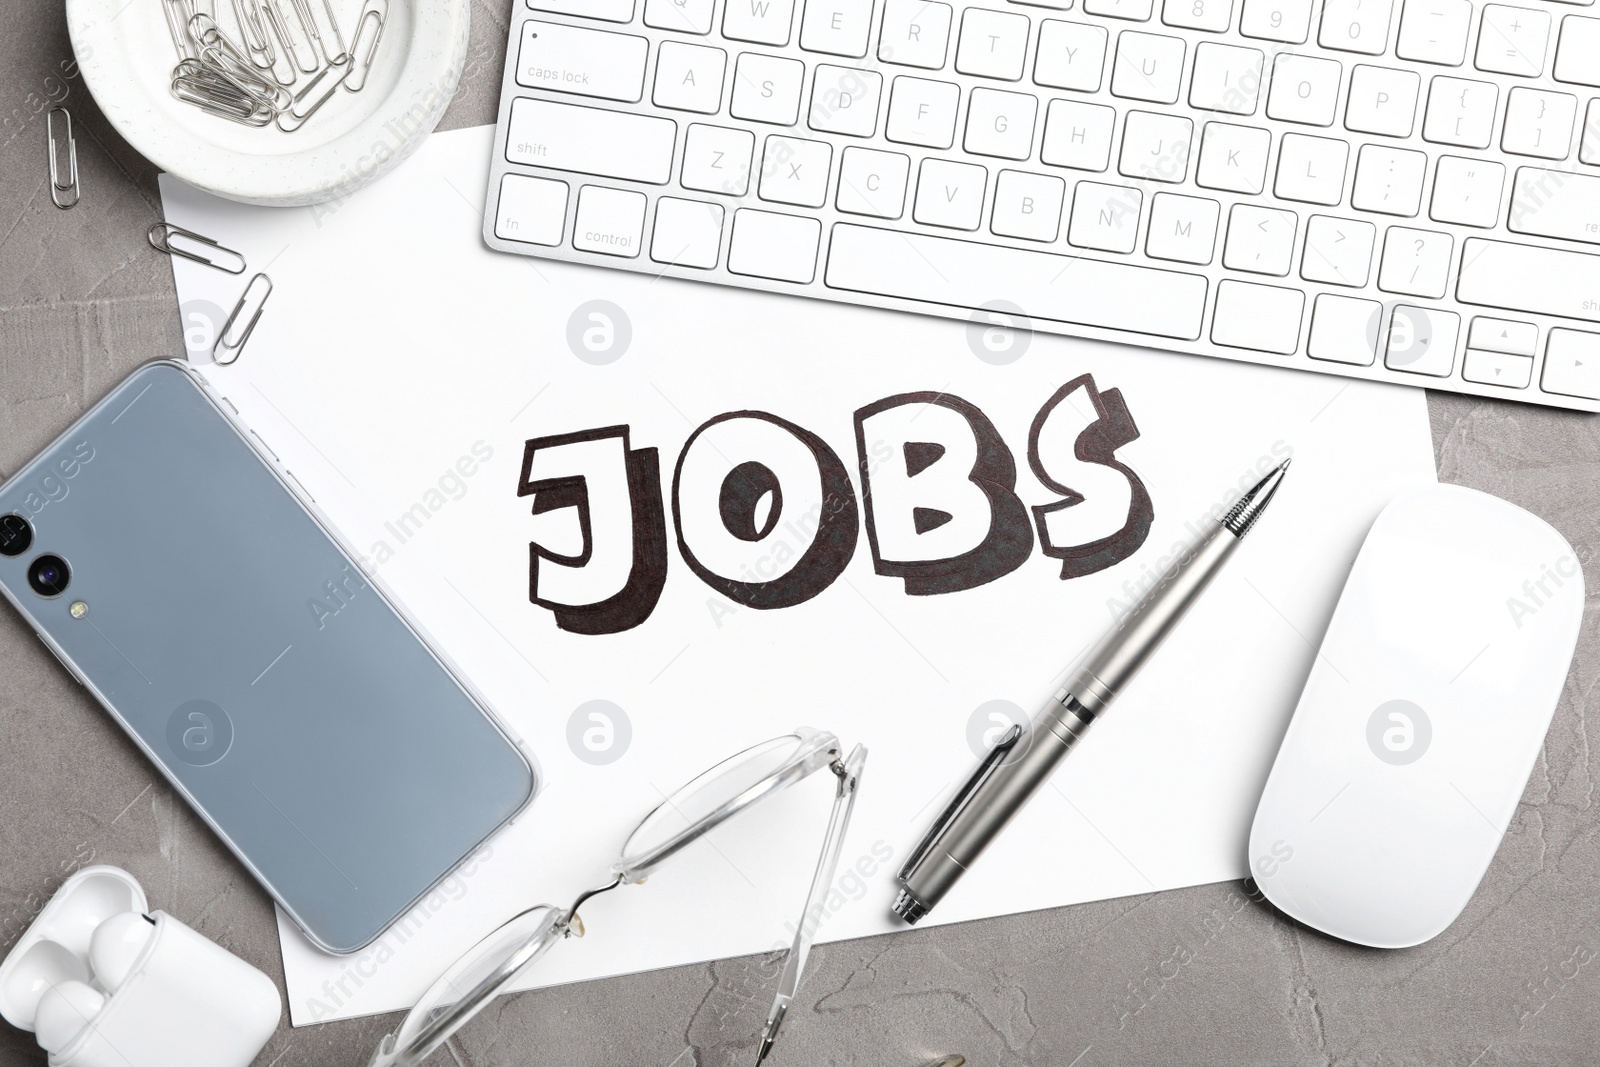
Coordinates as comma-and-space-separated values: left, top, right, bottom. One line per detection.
34, 980, 105, 1054
89, 912, 155, 993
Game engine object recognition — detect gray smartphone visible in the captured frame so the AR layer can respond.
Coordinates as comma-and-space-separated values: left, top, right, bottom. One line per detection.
0, 361, 535, 954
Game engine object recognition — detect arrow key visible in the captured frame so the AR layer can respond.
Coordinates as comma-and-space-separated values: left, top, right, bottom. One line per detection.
1541, 329, 1600, 401
1384, 303, 1460, 376
1467, 316, 1537, 357
1463, 347, 1534, 388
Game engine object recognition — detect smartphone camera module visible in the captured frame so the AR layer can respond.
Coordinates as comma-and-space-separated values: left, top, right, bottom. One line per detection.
28, 555, 71, 598
0, 514, 32, 557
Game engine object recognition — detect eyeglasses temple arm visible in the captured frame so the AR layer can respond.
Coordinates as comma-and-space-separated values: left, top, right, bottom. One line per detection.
755, 744, 868, 1066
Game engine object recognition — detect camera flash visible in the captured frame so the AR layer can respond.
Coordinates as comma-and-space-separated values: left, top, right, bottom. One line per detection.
69, 601, 88, 619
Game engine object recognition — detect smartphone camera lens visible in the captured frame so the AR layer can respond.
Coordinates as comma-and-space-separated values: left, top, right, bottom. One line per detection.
28, 555, 71, 598
0, 514, 32, 558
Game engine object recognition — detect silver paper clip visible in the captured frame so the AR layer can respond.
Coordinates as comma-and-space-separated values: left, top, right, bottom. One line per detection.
276, 53, 350, 131
47, 108, 80, 210
343, 0, 387, 92
232, 0, 278, 72
267, 0, 319, 74
161, 0, 199, 59
290, 0, 332, 66
148, 223, 247, 274
320, 0, 348, 59
213, 273, 272, 366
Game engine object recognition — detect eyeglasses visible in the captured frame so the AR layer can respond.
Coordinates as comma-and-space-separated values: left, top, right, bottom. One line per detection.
368, 727, 868, 1067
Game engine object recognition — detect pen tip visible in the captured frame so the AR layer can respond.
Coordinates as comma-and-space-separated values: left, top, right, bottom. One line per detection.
1278, 456, 1292, 472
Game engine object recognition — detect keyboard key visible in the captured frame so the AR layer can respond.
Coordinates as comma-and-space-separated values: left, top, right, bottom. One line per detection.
1069, 181, 1144, 251
1146, 192, 1221, 263
965, 88, 1039, 158
1395, 0, 1472, 64
1162, 0, 1233, 33
991, 170, 1067, 240
644, 0, 715, 33
1542, 329, 1600, 399
723, 0, 797, 45
1344, 65, 1419, 136
728, 209, 821, 281
1501, 88, 1577, 158
1429, 155, 1503, 226
879, 0, 953, 68
681, 123, 755, 195
572, 185, 646, 257
1458, 239, 1600, 321
1196, 121, 1270, 193
1266, 54, 1342, 125
516, 21, 648, 102
1308, 293, 1381, 364
1475, 5, 1551, 77
1377, 226, 1453, 297
650, 197, 724, 267
1508, 167, 1600, 244
495, 174, 568, 245
800, 0, 874, 56
1554, 16, 1600, 86
1041, 99, 1117, 170
955, 8, 1032, 79
1468, 316, 1538, 355
1035, 19, 1109, 89
837, 146, 911, 217
1351, 144, 1427, 215
759, 135, 833, 206
1188, 43, 1264, 113
1275, 133, 1348, 205
914, 158, 989, 228
653, 41, 727, 113
1422, 76, 1498, 147
1211, 280, 1304, 353
730, 52, 806, 124
507, 99, 676, 183
1462, 348, 1534, 388
1585, 100, 1600, 164
1301, 214, 1376, 286
1224, 203, 1297, 274
1239, 0, 1312, 42
1383, 304, 1460, 376
1085, 0, 1156, 20
1118, 110, 1193, 182
824, 224, 1210, 339
529, 0, 635, 22
1319, 0, 1393, 54
1111, 31, 1187, 102
886, 77, 961, 148
809, 64, 884, 136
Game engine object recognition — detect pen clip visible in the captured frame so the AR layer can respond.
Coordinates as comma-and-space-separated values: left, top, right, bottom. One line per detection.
898, 724, 1022, 881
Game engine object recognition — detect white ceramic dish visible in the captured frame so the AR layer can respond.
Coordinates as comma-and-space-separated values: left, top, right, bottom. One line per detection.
66, 0, 469, 206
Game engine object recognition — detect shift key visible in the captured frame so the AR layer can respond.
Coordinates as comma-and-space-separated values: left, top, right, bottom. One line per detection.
1457, 239, 1600, 322
507, 99, 677, 184
515, 21, 648, 101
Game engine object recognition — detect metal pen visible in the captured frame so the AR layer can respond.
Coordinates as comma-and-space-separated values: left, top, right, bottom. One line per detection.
892, 457, 1292, 924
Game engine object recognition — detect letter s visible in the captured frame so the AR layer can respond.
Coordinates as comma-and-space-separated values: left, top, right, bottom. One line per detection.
1028, 375, 1153, 579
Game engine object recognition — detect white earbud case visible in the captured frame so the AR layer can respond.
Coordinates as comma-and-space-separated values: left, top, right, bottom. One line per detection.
0, 866, 279, 1067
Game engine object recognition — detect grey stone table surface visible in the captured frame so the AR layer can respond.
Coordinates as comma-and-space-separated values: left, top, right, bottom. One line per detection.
3, 3, 1599, 1065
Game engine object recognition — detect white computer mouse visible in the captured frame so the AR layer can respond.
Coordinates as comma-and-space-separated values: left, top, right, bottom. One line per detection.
1249, 483, 1584, 948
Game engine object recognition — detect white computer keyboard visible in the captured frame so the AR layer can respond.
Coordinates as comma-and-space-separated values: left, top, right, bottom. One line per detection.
483, 0, 1600, 411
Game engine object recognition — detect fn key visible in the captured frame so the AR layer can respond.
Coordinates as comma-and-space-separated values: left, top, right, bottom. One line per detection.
495, 174, 568, 246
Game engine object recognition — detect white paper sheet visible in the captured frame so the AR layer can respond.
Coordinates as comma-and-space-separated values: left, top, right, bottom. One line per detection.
159, 125, 1436, 1027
